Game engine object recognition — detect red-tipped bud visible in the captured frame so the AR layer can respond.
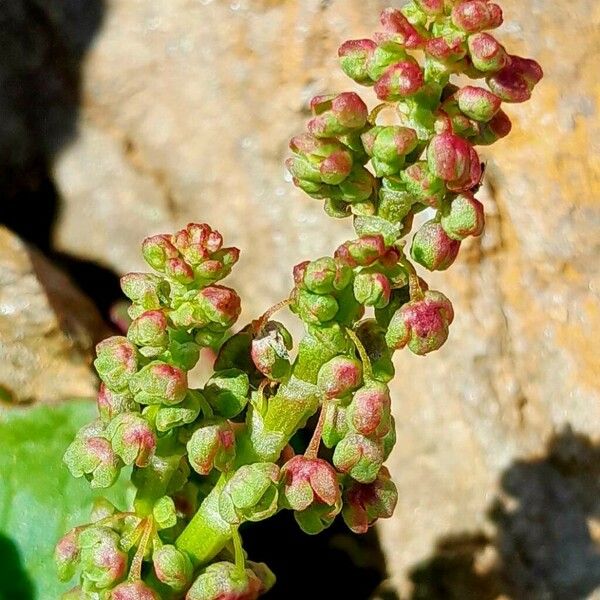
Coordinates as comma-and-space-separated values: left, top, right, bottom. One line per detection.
411, 220, 461, 271
376, 8, 424, 49
153, 545, 193, 592
353, 271, 391, 309
487, 55, 543, 103
427, 133, 481, 192
374, 60, 424, 101
120, 273, 166, 309
78, 526, 128, 590
399, 162, 446, 208
308, 93, 368, 137
251, 321, 293, 381
334, 235, 387, 267
346, 382, 392, 439
440, 192, 485, 240
386, 290, 454, 355
187, 418, 236, 475
55, 527, 82, 581
414, 0, 444, 15
198, 286, 242, 328
293, 260, 310, 286
172, 222, 223, 264
456, 86, 502, 122
165, 257, 194, 284
142, 234, 180, 271
97, 384, 137, 422
425, 36, 467, 62
472, 109, 512, 145
317, 355, 363, 399
106, 413, 156, 467
94, 336, 139, 393
111, 581, 160, 600
130, 361, 188, 405
342, 466, 398, 534
468, 32, 508, 72
452, 1, 503, 33
127, 309, 169, 352
333, 433, 384, 484
362, 126, 418, 177
280, 456, 342, 534
302, 257, 352, 294
338, 39, 377, 85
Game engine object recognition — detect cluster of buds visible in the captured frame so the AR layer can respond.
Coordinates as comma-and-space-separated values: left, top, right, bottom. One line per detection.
57, 3, 540, 598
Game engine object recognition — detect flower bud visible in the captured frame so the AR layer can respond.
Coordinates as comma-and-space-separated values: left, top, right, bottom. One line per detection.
251, 321, 293, 381
425, 35, 467, 63
204, 369, 250, 418
374, 60, 424, 101
334, 235, 386, 268
280, 456, 342, 534
154, 390, 201, 432
111, 581, 160, 600
386, 290, 454, 355
440, 192, 485, 240
353, 271, 391, 309
413, 0, 444, 16
333, 433, 384, 484
106, 413, 156, 467
467, 32, 508, 72
94, 337, 139, 393
338, 166, 377, 204
362, 126, 418, 177
55, 527, 82, 581
456, 86, 501, 122
129, 361, 188, 406
376, 8, 424, 50
427, 132, 481, 192
127, 310, 169, 355
186, 561, 274, 600
142, 234, 180, 272
164, 257, 194, 284
317, 355, 363, 399
411, 220, 461, 271
399, 162, 446, 208
347, 382, 392, 439
487, 55, 543, 103
78, 526, 127, 590
197, 286, 242, 329
342, 466, 398, 534
153, 545, 193, 592
377, 177, 415, 222
302, 257, 352, 295
322, 402, 349, 448
120, 273, 167, 310
171, 222, 223, 265
452, 1, 503, 33
187, 418, 236, 475
97, 384, 137, 422
63, 429, 121, 489
219, 463, 280, 524
293, 289, 339, 324
472, 109, 512, 145
308, 93, 368, 138
338, 39, 377, 84
153, 496, 178, 530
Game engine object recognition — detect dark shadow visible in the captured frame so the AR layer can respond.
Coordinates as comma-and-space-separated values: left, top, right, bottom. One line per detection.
0, 533, 35, 600
244, 509, 395, 600
0, 1, 124, 321
408, 427, 600, 600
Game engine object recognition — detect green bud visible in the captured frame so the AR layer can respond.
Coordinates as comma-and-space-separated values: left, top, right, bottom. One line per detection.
94, 337, 139, 393
317, 355, 363, 399
353, 271, 392, 309
120, 272, 168, 310
293, 289, 339, 324
153, 391, 201, 432
105, 413, 156, 467
78, 526, 127, 590
153, 545, 193, 591
218, 463, 280, 524
322, 402, 349, 448
152, 496, 177, 530
129, 361, 188, 406
333, 433, 384, 484
187, 418, 236, 475
303, 257, 352, 295
251, 321, 293, 381
204, 369, 250, 418
127, 310, 169, 356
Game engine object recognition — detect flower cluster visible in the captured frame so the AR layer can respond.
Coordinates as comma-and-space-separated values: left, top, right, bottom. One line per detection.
57, 2, 540, 598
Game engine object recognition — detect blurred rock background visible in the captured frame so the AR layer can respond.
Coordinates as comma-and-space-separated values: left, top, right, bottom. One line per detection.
0, 0, 598, 598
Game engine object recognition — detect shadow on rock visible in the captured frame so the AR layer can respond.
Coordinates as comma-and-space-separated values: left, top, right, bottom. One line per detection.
0, 533, 35, 600
0, 1, 124, 320
408, 427, 600, 600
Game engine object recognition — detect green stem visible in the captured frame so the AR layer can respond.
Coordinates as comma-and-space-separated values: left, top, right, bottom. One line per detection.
231, 527, 246, 575
345, 327, 373, 381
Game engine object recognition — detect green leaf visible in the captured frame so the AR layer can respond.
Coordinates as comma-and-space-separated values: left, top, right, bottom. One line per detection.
0, 400, 132, 600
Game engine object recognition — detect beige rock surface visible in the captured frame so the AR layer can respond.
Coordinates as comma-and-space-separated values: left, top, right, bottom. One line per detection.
49, 0, 600, 595
0, 227, 103, 404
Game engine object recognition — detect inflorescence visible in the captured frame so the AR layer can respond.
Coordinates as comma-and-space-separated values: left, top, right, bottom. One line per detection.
57, 2, 541, 598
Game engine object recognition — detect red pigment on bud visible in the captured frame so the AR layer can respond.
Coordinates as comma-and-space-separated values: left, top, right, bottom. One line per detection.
452, 1, 503, 33
350, 386, 391, 438
331, 92, 368, 128
200, 286, 242, 321
56, 528, 80, 563
281, 456, 341, 509
425, 36, 467, 62
320, 151, 353, 182
468, 32, 508, 71
111, 581, 160, 600
377, 8, 424, 49
334, 235, 387, 267
415, 0, 444, 15
122, 421, 156, 467
293, 261, 310, 285
374, 60, 424, 101
338, 38, 377, 57
428, 133, 481, 191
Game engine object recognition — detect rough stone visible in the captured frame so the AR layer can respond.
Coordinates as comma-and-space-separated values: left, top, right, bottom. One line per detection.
0, 227, 102, 404
48, 0, 600, 596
